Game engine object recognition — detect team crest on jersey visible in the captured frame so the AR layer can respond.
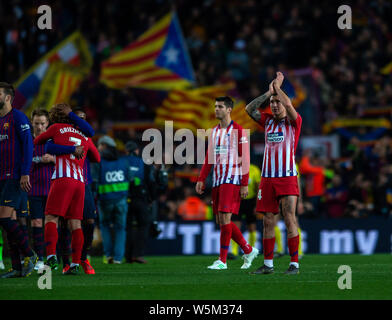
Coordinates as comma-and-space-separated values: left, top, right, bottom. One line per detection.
267, 132, 284, 143
3, 122, 9, 130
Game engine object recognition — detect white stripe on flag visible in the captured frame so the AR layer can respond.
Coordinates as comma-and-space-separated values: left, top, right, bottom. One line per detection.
58, 42, 78, 62
34, 61, 49, 80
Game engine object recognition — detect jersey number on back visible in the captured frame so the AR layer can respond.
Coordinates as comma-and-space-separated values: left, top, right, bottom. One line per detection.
69, 137, 82, 159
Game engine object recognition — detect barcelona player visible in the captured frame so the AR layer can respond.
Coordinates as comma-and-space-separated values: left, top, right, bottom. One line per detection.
0, 82, 37, 278
28, 109, 55, 270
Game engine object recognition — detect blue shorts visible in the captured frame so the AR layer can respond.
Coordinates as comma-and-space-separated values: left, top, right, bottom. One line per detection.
28, 196, 47, 220
0, 179, 24, 210
83, 184, 96, 220
17, 191, 29, 217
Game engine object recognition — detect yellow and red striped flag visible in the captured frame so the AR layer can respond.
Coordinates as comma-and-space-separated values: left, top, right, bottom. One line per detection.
31, 63, 84, 112
14, 31, 92, 113
155, 83, 259, 133
100, 12, 195, 91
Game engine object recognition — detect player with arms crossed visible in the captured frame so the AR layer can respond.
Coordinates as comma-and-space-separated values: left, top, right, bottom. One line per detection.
196, 96, 259, 270
34, 103, 98, 275
246, 72, 302, 275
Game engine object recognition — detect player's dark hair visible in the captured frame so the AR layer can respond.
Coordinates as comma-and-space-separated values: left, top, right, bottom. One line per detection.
72, 106, 85, 114
31, 109, 49, 121
0, 82, 15, 103
215, 96, 234, 109
49, 103, 72, 124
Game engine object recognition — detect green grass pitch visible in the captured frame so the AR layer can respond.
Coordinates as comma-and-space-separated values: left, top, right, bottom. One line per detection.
0, 254, 391, 300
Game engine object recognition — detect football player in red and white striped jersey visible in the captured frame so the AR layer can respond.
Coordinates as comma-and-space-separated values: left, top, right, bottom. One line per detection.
196, 96, 259, 270
246, 72, 302, 275
34, 103, 99, 274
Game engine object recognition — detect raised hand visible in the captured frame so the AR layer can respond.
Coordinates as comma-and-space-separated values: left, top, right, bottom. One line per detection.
275, 71, 284, 88
269, 80, 275, 95
73, 145, 85, 159
41, 153, 56, 163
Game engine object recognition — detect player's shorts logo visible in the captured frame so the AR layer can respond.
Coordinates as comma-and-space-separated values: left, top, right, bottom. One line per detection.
257, 189, 262, 200
267, 132, 284, 143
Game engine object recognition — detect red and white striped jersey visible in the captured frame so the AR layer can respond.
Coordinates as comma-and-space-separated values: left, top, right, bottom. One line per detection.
198, 120, 249, 188
53, 157, 84, 182
34, 123, 92, 183
258, 113, 302, 178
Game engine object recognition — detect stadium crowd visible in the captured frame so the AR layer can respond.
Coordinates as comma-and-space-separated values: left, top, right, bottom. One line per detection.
1, 0, 392, 221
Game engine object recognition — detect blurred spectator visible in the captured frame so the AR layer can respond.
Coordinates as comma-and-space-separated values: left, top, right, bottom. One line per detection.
177, 186, 207, 220
346, 174, 373, 218
373, 170, 392, 218
325, 175, 349, 218
299, 150, 326, 216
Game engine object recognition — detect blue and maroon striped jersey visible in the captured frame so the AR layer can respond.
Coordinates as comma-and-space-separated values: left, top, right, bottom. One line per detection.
0, 108, 33, 180
29, 144, 54, 196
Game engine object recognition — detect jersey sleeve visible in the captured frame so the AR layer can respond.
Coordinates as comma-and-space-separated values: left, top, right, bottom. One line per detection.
68, 112, 95, 137
15, 112, 33, 176
34, 124, 56, 145
290, 112, 302, 128
197, 136, 214, 183
256, 112, 269, 131
45, 139, 76, 155
238, 126, 250, 186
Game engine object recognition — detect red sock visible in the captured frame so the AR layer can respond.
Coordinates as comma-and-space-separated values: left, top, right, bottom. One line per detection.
219, 224, 232, 263
44, 222, 58, 256
288, 235, 299, 263
71, 228, 84, 265
230, 222, 252, 254
263, 237, 275, 260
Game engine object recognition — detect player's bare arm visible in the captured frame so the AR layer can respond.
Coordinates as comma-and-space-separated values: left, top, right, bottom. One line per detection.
195, 181, 204, 195
273, 80, 297, 121
245, 91, 271, 121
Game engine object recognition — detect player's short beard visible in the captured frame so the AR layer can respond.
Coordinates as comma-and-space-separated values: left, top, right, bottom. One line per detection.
0, 100, 4, 109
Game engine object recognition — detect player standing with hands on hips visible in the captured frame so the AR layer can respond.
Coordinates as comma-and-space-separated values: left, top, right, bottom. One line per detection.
196, 96, 259, 270
246, 72, 302, 275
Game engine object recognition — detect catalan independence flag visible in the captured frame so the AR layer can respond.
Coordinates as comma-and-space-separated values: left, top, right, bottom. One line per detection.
155, 83, 258, 133
100, 12, 195, 90
13, 31, 92, 112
